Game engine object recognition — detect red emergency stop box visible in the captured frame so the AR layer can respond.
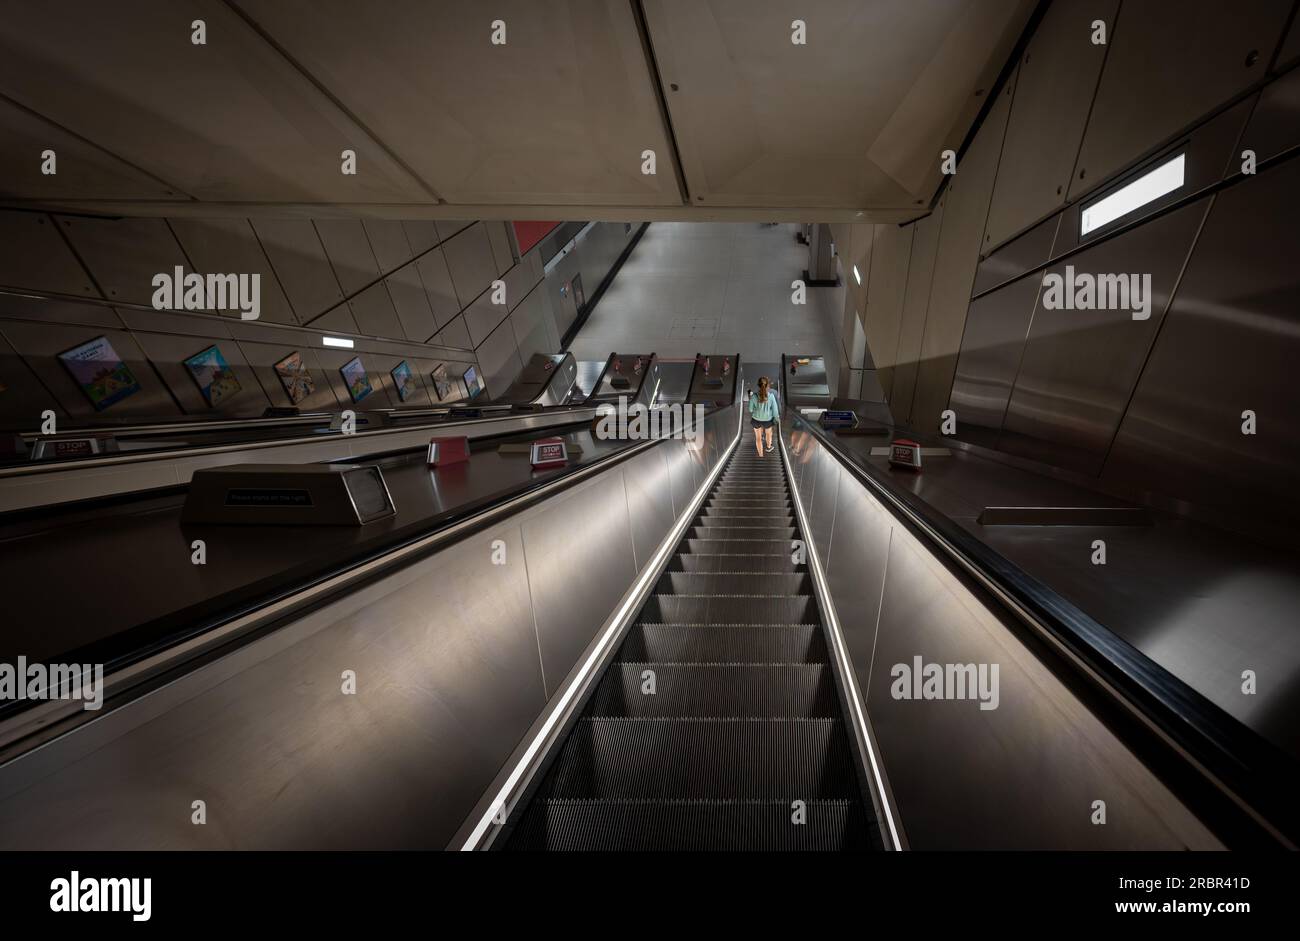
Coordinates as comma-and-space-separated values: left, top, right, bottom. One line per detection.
428, 436, 470, 467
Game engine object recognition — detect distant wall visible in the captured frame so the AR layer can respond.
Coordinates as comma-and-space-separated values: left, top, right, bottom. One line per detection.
848, 0, 1300, 532
0, 213, 562, 426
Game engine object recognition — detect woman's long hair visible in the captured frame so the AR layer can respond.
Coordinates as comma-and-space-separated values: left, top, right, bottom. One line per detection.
757, 376, 769, 402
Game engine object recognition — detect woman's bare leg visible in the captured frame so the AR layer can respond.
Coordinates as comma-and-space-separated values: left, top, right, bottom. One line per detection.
764, 426, 774, 452
753, 428, 764, 456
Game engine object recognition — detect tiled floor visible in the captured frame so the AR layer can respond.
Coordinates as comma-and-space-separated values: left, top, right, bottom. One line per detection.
568, 222, 844, 389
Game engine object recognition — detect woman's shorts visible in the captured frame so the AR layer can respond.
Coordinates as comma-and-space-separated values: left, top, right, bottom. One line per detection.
750, 418, 775, 429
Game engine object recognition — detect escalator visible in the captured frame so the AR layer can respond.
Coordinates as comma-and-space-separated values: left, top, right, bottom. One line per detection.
505, 437, 880, 850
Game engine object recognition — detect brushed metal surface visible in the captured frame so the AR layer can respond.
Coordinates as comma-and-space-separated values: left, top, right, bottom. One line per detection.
0, 526, 544, 849
1067, 0, 1291, 203
948, 272, 1043, 448
823, 466, 892, 687
622, 446, 675, 571
520, 470, 636, 698
998, 198, 1210, 474
982, 0, 1117, 250
971, 212, 1061, 297
1239, 64, 1300, 164
807, 442, 842, 564
1103, 156, 1300, 531
891, 206, 944, 424
866, 526, 1220, 849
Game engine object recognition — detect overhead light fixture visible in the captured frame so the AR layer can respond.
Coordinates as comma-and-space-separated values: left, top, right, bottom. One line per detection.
853, 265, 862, 285
1080, 152, 1185, 236
322, 336, 354, 349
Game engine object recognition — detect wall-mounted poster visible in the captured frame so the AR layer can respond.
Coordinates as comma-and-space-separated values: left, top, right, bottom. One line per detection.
184, 344, 242, 407
340, 356, 373, 404
431, 363, 453, 402
390, 360, 415, 402
57, 336, 142, 411
463, 365, 484, 400
274, 351, 315, 405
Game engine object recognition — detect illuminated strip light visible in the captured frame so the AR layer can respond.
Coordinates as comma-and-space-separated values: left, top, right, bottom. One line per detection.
853, 264, 862, 285
322, 336, 354, 349
1080, 152, 1185, 236
460, 401, 744, 849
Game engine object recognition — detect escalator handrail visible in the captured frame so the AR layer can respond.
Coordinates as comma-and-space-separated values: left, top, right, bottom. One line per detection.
785, 408, 1300, 848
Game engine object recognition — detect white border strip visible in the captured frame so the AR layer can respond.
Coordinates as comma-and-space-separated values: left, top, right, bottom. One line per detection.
778, 431, 904, 851
459, 403, 743, 850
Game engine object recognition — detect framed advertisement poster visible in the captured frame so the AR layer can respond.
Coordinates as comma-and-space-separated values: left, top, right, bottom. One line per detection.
463, 365, 485, 400
184, 344, 242, 407
431, 363, 453, 402
274, 351, 315, 405
390, 360, 416, 402
57, 335, 142, 411
340, 356, 373, 404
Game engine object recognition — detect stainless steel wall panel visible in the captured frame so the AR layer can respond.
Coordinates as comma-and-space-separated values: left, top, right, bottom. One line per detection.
362, 219, 414, 274
508, 288, 553, 364
414, 247, 460, 330
891, 205, 944, 424
463, 290, 512, 350
912, 70, 1015, 435
0, 526, 544, 850
983, 0, 1117, 250
665, 439, 694, 520
134, 330, 271, 416
623, 447, 676, 572
948, 272, 1042, 448
473, 318, 523, 399
59, 216, 187, 306
1103, 158, 1300, 528
808, 451, 842, 567
863, 223, 913, 400
235, 340, 342, 412
251, 220, 346, 323
442, 223, 500, 310
1068, 0, 1292, 202
315, 219, 380, 297
1239, 64, 1300, 164
401, 221, 440, 256
485, 221, 516, 277
972, 212, 1060, 297
0, 211, 97, 298
435, 314, 472, 352
998, 198, 1210, 474
866, 528, 1219, 849
823, 471, 893, 687
345, 281, 404, 341
384, 263, 438, 343
521, 471, 636, 698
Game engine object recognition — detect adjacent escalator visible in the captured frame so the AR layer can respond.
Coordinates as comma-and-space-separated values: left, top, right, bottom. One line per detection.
505, 439, 880, 849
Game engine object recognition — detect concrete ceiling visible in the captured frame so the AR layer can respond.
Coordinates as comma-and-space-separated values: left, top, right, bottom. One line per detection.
0, 0, 1034, 222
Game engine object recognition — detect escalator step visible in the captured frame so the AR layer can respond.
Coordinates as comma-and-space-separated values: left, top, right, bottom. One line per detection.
689, 525, 795, 540
588, 664, 838, 718
616, 623, 827, 663
654, 571, 811, 595
699, 510, 795, 525
665, 554, 801, 574
682, 538, 794, 555
505, 798, 876, 851
538, 717, 860, 799
638, 595, 819, 625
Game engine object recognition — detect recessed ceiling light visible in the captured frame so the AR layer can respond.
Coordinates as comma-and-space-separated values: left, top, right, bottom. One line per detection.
1081, 152, 1185, 236
322, 336, 354, 349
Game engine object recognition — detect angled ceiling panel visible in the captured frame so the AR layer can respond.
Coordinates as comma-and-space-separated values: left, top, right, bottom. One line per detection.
0, 0, 433, 203
234, 0, 684, 207
641, 0, 1033, 209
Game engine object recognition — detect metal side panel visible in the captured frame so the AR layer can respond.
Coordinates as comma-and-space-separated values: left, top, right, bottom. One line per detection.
623, 446, 676, 572
865, 523, 1221, 850
0, 527, 544, 850
948, 271, 1043, 448
822, 465, 893, 688
520, 470, 637, 699
997, 197, 1211, 475
808, 444, 842, 566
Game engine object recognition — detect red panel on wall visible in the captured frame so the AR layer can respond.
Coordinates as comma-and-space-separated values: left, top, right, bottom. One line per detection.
512, 221, 561, 257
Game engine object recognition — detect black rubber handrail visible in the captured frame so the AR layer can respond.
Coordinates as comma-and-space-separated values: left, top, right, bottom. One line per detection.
788, 409, 1300, 848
